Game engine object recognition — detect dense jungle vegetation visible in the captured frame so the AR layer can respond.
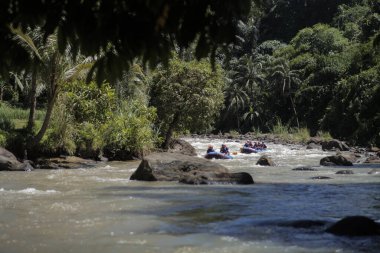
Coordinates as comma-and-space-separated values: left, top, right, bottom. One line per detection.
0, 0, 379, 160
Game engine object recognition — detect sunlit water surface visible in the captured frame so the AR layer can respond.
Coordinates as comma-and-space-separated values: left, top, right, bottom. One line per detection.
1, 138, 379, 253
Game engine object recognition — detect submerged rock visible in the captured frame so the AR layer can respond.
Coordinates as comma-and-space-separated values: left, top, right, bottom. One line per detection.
256, 155, 275, 166
179, 172, 254, 185
130, 153, 254, 185
336, 170, 354, 174
320, 155, 353, 166
284, 220, 326, 228
326, 216, 380, 236
311, 176, 332, 180
292, 166, 317, 171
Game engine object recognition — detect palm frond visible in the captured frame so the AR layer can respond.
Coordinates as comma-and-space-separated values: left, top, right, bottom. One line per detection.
9, 25, 43, 61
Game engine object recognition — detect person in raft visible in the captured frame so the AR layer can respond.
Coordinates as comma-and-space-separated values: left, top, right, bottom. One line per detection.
220, 144, 230, 156
207, 144, 216, 154
244, 140, 252, 148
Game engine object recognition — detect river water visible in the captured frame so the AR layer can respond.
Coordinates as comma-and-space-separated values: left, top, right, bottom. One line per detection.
1, 138, 379, 253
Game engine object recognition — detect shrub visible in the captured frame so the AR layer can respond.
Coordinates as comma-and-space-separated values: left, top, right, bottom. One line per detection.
75, 122, 103, 159
0, 117, 15, 131
102, 100, 157, 160
0, 130, 7, 147
41, 94, 76, 156
271, 118, 289, 136
65, 81, 116, 124
291, 127, 310, 143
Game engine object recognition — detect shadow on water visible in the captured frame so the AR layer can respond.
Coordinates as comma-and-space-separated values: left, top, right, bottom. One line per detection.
99, 183, 380, 252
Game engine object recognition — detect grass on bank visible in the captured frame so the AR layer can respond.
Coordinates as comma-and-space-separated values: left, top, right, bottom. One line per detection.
270, 119, 332, 143
0, 102, 45, 129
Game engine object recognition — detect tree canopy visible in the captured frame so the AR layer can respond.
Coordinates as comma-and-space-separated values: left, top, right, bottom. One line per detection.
0, 0, 257, 82
150, 56, 225, 148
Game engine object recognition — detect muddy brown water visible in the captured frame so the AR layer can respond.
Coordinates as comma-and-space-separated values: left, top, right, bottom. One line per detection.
1, 138, 379, 253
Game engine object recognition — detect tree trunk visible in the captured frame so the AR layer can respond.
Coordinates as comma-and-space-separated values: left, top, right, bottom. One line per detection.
26, 66, 38, 133
162, 112, 180, 150
31, 56, 60, 147
289, 96, 300, 128
32, 88, 58, 146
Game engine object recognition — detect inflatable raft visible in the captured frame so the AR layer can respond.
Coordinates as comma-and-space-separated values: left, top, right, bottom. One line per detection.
205, 152, 233, 159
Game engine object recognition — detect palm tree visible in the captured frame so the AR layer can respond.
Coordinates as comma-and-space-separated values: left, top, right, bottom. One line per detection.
224, 81, 249, 131
269, 58, 302, 128
115, 62, 149, 104
227, 53, 266, 131
10, 27, 94, 155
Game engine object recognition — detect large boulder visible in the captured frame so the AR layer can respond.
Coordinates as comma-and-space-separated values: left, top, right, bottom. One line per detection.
0, 147, 17, 160
0, 148, 33, 171
320, 155, 353, 166
130, 153, 254, 184
321, 139, 349, 151
167, 139, 197, 156
326, 216, 380, 236
256, 155, 275, 166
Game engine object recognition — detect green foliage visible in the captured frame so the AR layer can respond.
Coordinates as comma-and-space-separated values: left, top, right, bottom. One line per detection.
102, 100, 158, 159
322, 65, 380, 146
75, 122, 103, 159
259, 0, 353, 42
0, 102, 45, 121
41, 94, 76, 155
291, 24, 349, 55
256, 40, 287, 55
290, 128, 311, 143
65, 81, 116, 124
0, 116, 15, 131
0, 130, 8, 146
316, 131, 333, 141
150, 56, 225, 140
271, 118, 289, 136
0, 0, 254, 83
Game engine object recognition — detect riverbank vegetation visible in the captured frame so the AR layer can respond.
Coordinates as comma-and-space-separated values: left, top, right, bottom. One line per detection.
0, 0, 379, 160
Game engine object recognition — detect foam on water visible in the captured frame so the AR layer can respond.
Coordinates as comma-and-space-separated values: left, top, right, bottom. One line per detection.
0, 187, 59, 195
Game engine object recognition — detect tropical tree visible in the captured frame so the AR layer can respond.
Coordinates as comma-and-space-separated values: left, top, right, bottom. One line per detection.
10, 27, 94, 156
0, 0, 257, 82
268, 58, 301, 128
150, 56, 225, 149
223, 81, 249, 131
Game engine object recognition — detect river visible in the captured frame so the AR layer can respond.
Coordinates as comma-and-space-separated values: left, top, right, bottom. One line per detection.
0, 137, 379, 253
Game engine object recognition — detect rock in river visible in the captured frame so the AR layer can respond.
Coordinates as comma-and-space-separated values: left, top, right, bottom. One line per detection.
292, 166, 317, 171
256, 155, 275, 166
130, 153, 254, 185
167, 139, 197, 156
326, 216, 380, 236
0, 147, 33, 171
321, 139, 349, 151
320, 155, 353, 166
36, 156, 98, 169
336, 170, 354, 174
